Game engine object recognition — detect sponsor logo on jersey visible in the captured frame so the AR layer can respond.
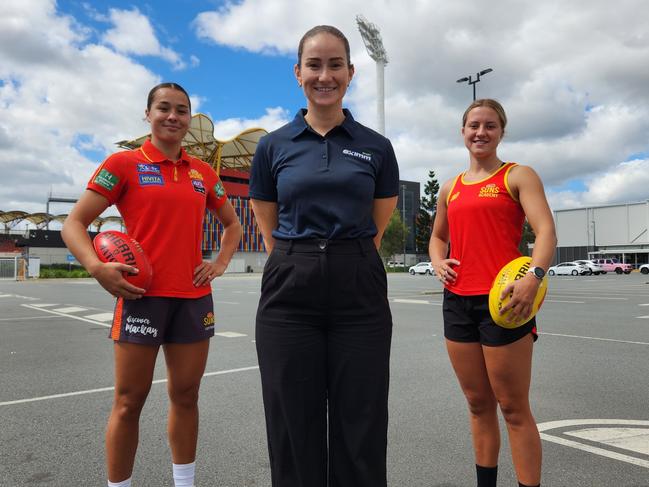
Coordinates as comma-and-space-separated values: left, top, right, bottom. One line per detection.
94, 168, 119, 191
342, 149, 372, 162
192, 179, 206, 194
203, 312, 215, 330
213, 180, 225, 197
136, 163, 161, 174
449, 192, 460, 203
478, 183, 500, 198
138, 174, 164, 186
188, 169, 204, 180
124, 315, 158, 337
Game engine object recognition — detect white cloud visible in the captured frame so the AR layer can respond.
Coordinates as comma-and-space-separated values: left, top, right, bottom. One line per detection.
193, 0, 649, 208
212, 107, 290, 140
102, 8, 186, 70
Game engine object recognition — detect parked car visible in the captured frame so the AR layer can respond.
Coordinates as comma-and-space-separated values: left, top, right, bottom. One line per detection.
409, 262, 433, 275
639, 264, 649, 275
548, 262, 591, 276
386, 261, 404, 268
574, 260, 605, 275
591, 258, 633, 274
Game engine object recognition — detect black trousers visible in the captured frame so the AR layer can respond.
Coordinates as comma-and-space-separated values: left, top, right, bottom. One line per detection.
256, 238, 393, 487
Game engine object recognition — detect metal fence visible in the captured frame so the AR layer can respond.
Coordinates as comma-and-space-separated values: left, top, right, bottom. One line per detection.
0, 257, 18, 280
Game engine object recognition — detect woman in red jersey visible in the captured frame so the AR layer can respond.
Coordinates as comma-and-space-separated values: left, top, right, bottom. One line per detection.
62, 83, 241, 487
429, 99, 556, 487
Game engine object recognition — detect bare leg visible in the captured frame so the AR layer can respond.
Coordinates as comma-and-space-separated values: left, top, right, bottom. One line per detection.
163, 339, 210, 463
483, 334, 541, 486
106, 342, 159, 482
446, 339, 500, 467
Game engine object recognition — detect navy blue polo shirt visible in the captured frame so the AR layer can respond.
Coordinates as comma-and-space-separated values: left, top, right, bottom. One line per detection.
249, 109, 399, 240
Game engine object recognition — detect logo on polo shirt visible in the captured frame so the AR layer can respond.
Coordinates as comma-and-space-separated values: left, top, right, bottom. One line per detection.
94, 168, 119, 191
342, 149, 372, 162
213, 181, 225, 197
138, 174, 164, 186
192, 179, 206, 194
188, 169, 204, 180
449, 192, 460, 203
136, 163, 161, 174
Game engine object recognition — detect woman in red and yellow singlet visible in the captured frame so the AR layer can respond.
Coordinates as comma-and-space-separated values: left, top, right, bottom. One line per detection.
429, 99, 556, 487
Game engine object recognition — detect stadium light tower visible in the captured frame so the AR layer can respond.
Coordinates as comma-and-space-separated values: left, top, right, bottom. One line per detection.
456, 68, 493, 101
356, 15, 388, 134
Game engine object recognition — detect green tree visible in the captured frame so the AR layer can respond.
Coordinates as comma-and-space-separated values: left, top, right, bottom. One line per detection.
380, 209, 409, 262
519, 220, 535, 255
415, 170, 440, 252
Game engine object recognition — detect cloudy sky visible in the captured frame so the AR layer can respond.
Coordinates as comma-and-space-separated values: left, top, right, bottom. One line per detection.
1, 0, 648, 220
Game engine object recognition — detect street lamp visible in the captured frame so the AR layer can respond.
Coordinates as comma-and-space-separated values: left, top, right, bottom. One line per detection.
356, 15, 388, 135
456, 68, 493, 101
401, 184, 407, 268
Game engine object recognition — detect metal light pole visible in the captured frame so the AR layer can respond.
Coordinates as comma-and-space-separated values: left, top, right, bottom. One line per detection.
356, 15, 388, 135
456, 68, 493, 101
401, 184, 407, 268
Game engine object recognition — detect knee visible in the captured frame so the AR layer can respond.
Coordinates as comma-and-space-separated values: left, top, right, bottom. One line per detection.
499, 399, 531, 427
465, 393, 497, 418
168, 383, 200, 410
113, 390, 149, 422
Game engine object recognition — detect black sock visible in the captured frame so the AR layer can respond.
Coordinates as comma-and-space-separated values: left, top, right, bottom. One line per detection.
518, 483, 540, 487
476, 464, 497, 487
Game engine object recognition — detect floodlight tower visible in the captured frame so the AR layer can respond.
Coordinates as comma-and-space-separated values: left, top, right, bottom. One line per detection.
456, 68, 493, 101
356, 15, 388, 135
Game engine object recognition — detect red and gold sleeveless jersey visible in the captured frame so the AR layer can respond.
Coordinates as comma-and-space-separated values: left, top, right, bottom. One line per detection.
445, 162, 524, 295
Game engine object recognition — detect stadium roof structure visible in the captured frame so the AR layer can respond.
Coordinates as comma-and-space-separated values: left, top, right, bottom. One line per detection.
116, 113, 267, 174
1, 210, 122, 232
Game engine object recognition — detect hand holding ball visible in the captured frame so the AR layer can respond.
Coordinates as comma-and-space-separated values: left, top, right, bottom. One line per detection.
488, 256, 547, 328
93, 231, 153, 290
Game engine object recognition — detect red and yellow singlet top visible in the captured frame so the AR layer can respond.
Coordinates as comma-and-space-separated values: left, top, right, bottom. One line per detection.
446, 162, 524, 296
87, 139, 228, 298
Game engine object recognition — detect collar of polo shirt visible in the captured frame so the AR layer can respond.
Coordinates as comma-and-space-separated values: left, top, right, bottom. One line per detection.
289, 109, 358, 140
139, 139, 191, 165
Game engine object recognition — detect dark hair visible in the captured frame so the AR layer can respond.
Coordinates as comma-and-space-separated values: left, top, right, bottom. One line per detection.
297, 25, 352, 67
146, 82, 191, 111
462, 98, 507, 132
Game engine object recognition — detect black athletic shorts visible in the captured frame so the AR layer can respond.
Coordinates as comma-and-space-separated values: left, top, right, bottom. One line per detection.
443, 288, 538, 346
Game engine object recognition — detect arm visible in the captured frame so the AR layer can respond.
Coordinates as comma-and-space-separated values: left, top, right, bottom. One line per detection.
250, 199, 278, 254
61, 190, 145, 299
500, 165, 557, 320
429, 180, 460, 283
372, 196, 398, 249
193, 200, 242, 286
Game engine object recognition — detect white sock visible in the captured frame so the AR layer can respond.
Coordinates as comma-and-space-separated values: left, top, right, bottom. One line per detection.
173, 461, 196, 487
107, 478, 131, 487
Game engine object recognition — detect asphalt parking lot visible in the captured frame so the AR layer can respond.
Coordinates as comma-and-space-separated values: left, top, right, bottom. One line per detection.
1, 272, 648, 486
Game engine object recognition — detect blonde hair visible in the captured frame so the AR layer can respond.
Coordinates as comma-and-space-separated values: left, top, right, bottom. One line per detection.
462, 98, 507, 133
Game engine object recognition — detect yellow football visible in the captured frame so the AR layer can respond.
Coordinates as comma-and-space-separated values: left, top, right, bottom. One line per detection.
488, 256, 548, 329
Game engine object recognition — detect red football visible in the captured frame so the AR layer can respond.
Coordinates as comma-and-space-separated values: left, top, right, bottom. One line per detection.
92, 231, 153, 290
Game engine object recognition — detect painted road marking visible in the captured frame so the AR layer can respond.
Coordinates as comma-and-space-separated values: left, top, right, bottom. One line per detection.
30, 303, 58, 308
544, 299, 585, 304
638, 303, 649, 306
0, 316, 59, 322
539, 332, 649, 346
21, 304, 111, 328
538, 419, 649, 469
0, 366, 259, 407
83, 313, 114, 322
565, 428, 649, 456
393, 299, 430, 304
0, 294, 12, 298
637, 315, 649, 319
215, 331, 247, 338
52, 306, 87, 313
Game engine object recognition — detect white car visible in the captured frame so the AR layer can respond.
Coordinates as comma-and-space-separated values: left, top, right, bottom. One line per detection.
640, 264, 649, 275
574, 260, 605, 275
548, 262, 590, 276
408, 262, 433, 275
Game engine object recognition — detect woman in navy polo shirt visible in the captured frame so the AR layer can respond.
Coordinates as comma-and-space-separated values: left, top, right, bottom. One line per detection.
250, 25, 399, 487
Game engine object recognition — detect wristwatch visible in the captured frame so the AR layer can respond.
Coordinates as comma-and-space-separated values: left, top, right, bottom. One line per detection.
528, 266, 546, 280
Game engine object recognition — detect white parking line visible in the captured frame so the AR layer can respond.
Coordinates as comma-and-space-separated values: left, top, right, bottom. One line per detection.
638, 303, 649, 307
83, 313, 114, 322
29, 303, 59, 308
636, 315, 649, 319
539, 332, 649, 346
0, 365, 259, 407
0, 316, 59, 322
565, 428, 649, 455
544, 299, 585, 304
21, 304, 111, 328
214, 331, 247, 338
52, 306, 87, 313
393, 299, 430, 304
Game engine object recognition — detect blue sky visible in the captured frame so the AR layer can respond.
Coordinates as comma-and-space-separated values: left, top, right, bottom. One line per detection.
2, 0, 649, 217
